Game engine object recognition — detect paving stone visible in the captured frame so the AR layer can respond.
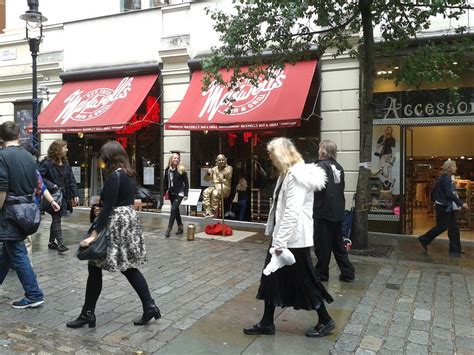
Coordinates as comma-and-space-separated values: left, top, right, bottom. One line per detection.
432, 326, 452, 340
382, 336, 405, 351
334, 333, 360, 352
173, 317, 197, 330
455, 336, 474, 350
359, 335, 383, 352
414, 308, 431, 321
431, 337, 453, 352
408, 329, 429, 345
344, 323, 364, 336
406, 342, 429, 355
355, 348, 376, 355
412, 319, 431, 331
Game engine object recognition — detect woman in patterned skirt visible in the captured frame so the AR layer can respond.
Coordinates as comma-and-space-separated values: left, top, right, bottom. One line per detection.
66, 141, 160, 328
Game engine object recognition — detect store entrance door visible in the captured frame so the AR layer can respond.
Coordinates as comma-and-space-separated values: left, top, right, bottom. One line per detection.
404, 125, 474, 241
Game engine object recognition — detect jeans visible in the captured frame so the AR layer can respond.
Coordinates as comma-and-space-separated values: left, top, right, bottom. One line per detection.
236, 200, 247, 221
167, 194, 184, 230
0, 240, 43, 302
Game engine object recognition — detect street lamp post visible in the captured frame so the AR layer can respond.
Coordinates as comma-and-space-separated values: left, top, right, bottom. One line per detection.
20, 0, 47, 151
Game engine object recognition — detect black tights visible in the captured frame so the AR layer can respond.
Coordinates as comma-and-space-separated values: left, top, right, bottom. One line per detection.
83, 264, 152, 313
260, 301, 331, 326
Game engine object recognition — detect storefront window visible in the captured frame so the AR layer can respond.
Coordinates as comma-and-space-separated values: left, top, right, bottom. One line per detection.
370, 125, 401, 216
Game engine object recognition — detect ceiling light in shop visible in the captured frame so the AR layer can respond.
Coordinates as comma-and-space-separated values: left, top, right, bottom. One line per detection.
468, 157, 473, 161
461, 156, 465, 159
394, 66, 399, 70
452, 62, 458, 65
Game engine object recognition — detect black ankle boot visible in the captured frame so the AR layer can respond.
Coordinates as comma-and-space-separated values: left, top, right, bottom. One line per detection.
164, 228, 171, 238
66, 310, 96, 328
134, 300, 161, 326
176, 225, 184, 235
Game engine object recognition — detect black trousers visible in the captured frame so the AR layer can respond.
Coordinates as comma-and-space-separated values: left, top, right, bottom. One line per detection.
314, 219, 355, 281
419, 204, 461, 252
167, 194, 184, 230
50, 212, 64, 245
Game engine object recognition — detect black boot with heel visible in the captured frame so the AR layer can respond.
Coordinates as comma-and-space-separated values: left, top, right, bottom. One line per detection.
66, 310, 96, 328
176, 225, 184, 235
134, 300, 161, 326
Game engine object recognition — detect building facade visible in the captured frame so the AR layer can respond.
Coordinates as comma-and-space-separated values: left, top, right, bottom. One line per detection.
0, 1, 472, 235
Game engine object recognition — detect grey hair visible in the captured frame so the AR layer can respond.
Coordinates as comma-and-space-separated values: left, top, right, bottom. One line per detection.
319, 140, 338, 159
267, 137, 303, 175
441, 159, 456, 174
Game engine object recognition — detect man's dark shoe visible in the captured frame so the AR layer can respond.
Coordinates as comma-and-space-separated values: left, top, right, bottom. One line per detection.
418, 237, 428, 251
339, 274, 355, 282
176, 225, 184, 235
243, 323, 275, 335
449, 250, 465, 256
305, 319, 336, 338
164, 228, 171, 238
48, 242, 58, 250
57, 245, 69, 253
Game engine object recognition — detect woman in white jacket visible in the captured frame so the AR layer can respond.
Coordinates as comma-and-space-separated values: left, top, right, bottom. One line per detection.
243, 137, 336, 338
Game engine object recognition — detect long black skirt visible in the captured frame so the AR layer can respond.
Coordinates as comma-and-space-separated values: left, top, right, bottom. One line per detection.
256, 247, 333, 310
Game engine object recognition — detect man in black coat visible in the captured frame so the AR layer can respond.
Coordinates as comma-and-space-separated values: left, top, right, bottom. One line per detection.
0, 121, 44, 308
313, 140, 355, 282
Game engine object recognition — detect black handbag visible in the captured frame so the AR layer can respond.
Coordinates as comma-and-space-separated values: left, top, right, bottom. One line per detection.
76, 225, 109, 260
41, 188, 63, 214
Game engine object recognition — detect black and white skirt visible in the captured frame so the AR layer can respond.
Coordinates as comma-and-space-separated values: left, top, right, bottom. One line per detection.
256, 247, 333, 310
90, 206, 147, 272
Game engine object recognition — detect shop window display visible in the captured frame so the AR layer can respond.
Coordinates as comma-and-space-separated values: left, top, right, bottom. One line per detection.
370, 125, 401, 215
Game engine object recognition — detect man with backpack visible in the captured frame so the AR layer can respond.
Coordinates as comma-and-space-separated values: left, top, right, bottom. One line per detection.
0, 121, 44, 308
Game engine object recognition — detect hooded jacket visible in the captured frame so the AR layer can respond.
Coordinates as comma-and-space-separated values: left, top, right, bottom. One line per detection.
265, 162, 327, 249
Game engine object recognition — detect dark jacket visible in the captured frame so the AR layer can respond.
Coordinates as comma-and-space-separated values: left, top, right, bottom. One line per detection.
0, 146, 37, 241
431, 173, 463, 208
38, 158, 78, 213
163, 167, 189, 197
313, 158, 345, 222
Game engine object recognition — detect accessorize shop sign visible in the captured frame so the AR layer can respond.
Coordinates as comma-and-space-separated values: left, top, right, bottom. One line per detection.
374, 88, 473, 120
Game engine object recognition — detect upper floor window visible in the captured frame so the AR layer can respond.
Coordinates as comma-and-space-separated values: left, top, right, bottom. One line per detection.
121, 0, 142, 12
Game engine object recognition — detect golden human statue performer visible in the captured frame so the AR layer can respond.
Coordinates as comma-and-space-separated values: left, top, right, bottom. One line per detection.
202, 154, 233, 217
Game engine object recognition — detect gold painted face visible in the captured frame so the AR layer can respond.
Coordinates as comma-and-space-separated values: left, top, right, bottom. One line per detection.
216, 154, 227, 168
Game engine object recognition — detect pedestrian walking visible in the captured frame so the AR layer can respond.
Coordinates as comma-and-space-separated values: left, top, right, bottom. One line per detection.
38, 140, 79, 253
0, 121, 44, 309
163, 152, 189, 238
22, 143, 61, 261
67, 141, 160, 328
243, 137, 336, 338
313, 140, 355, 282
418, 160, 468, 255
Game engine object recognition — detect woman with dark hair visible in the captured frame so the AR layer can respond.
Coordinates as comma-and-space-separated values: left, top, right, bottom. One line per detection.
243, 137, 335, 338
66, 141, 160, 328
38, 140, 78, 253
163, 152, 189, 238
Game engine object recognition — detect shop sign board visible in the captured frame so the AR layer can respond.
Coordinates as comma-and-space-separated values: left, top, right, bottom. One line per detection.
374, 88, 474, 121
166, 60, 317, 131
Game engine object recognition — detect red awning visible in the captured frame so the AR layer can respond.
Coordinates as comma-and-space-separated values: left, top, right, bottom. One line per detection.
38, 74, 158, 133
166, 60, 317, 131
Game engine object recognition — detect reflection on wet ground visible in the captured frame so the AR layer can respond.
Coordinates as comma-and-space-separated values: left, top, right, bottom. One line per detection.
33, 209, 474, 270
370, 232, 474, 268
